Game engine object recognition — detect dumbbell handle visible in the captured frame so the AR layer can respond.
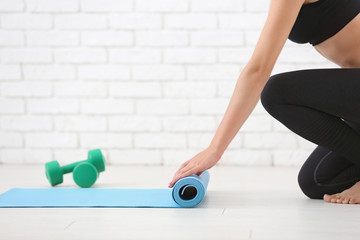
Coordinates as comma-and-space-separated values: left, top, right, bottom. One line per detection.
61, 160, 88, 174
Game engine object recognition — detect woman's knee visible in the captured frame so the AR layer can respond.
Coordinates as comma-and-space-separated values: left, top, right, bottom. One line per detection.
260, 73, 290, 113
297, 167, 324, 199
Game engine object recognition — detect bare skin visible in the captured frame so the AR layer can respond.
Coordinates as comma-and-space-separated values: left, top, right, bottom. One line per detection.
323, 182, 360, 204
170, 0, 360, 205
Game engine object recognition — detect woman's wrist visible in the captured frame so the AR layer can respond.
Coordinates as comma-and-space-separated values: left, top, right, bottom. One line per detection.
207, 144, 224, 161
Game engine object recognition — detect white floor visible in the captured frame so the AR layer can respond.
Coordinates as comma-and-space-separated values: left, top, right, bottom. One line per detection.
0, 165, 359, 240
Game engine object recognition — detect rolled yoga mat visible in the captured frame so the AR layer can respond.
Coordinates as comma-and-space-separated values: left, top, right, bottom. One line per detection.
0, 170, 210, 208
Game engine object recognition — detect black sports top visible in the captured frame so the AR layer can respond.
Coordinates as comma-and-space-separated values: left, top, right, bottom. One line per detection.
288, 0, 360, 46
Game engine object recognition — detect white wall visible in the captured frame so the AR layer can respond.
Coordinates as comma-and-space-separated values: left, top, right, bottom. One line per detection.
0, 0, 337, 166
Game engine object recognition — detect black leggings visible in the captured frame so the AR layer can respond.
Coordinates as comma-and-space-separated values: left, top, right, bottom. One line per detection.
260, 68, 360, 199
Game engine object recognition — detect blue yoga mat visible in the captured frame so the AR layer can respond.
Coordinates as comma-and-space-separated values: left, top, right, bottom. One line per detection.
0, 171, 209, 208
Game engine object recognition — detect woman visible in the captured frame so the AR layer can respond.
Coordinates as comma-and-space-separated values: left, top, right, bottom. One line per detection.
169, 0, 360, 204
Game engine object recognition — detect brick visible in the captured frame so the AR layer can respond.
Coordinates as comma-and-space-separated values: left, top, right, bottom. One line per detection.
82, 0, 132, 12
23, 65, 76, 81
0, 98, 25, 114
284, 40, 300, 47
253, 101, 268, 114
190, 99, 229, 115
219, 47, 253, 63
219, 149, 272, 166
55, 14, 106, 29
109, 14, 162, 29
191, 30, 244, 46
0, 0, 340, 166
227, 134, 243, 149
135, 0, 188, 12
243, 133, 297, 149
109, 82, 161, 98
109, 48, 161, 63
109, 150, 162, 165
1, 82, 52, 97
245, 0, 270, 12
187, 65, 240, 81
27, 31, 78, 46
0, 150, 25, 163
55, 48, 106, 63
165, 14, 216, 29
191, 0, 244, 12
0, 149, 52, 164
79, 65, 130, 80
293, 62, 337, 69
81, 31, 133, 46
80, 133, 132, 148
164, 48, 216, 64
55, 116, 106, 132
55, 82, 107, 97
53, 149, 89, 164
277, 46, 328, 64
217, 82, 236, 98
163, 116, 216, 132
0, 132, 23, 147
132, 65, 185, 81
219, 13, 267, 29
297, 136, 317, 149
25, 133, 77, 148
0, 0, 24, 11
0, 30, 24, 46
240, 115, 272, 132
81, 99, 134, 114
1, 48, 52, 63
271, 64, 297, 75
27, 0, 78, 12
163, 82, 216, 98
136, 31, 187, 46
136, 99, 188, 115
135, 133, 186, 148
163, 149, 199, 165
28, 99, 79, 114
0, 65, 21, 80
273, 119, 292, 132
273, 149, 312, 166
1, 116, 52, 131
1, 14, 52, 29
109, 116, 161, 132
187, 133, 213, 148
244, 30, 261, 46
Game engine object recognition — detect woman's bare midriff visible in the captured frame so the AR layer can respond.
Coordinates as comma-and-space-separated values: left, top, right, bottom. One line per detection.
314, 13, 360, 68
302, 0, 360, 68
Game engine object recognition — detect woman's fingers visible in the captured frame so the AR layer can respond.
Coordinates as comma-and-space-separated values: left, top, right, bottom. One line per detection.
168, 147, 220, 188
180, 159, 190, 168
170, 168, 186, 186
169, 169, 189, 188
169, 170, 184, 188
179, 168, 198, 180
168, 164, 201, 188
172, 160, 191, 177
175, 163, 196, 179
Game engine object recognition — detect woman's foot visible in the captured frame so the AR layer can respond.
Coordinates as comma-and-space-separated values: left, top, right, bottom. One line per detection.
323, 181, 360, 204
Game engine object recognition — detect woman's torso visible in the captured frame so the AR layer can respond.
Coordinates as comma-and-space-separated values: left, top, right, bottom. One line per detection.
299, 0, 360, 68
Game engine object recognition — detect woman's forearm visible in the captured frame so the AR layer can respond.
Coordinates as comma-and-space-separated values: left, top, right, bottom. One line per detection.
209, 66, 270, 157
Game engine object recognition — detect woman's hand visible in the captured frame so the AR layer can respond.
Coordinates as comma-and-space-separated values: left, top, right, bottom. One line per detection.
168, 146, 222, 188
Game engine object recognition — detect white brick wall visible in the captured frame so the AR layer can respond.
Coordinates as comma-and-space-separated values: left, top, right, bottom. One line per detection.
0, 0, 338, 166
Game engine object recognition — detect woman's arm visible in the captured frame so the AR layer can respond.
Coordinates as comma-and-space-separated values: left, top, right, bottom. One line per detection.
209, 67, 268, 157
210, 0, 306, 155
169, 0, 305, 187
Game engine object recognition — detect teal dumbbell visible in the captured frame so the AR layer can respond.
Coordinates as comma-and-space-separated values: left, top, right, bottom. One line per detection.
45, 149, 105, 188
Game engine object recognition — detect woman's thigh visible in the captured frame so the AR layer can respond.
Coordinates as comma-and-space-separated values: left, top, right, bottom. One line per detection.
261, 68, 360, 123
